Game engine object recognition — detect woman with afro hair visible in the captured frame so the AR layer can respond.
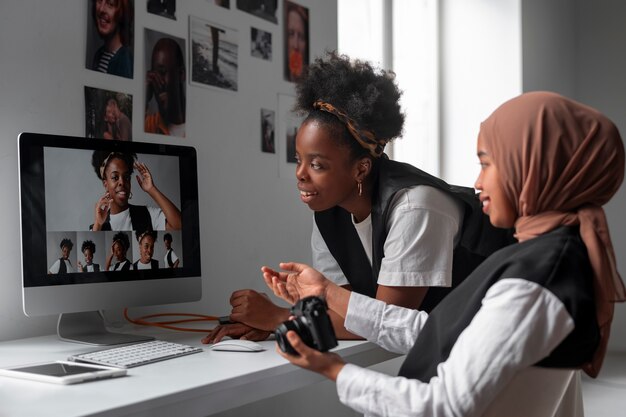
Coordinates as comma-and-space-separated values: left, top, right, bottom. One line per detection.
90, 150, 181, 232
203, 52, 509, 343
105, 231, 132, 272
78, 240, 100, 272
48, 238, 75, 274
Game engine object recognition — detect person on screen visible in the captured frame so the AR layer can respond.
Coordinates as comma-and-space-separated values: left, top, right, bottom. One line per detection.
202, 52, 512, 343
102, 98, 132, 141
284, 1, 308, 82
77, 240, 100, 272
90, 0, 134, 79
163, 233, 180, 268
133, 230, 159, 270
48, 238, 75, 274
263, 91, 626, 416
90, 151, 181, 231
106, 232, 132, 271
144, 37, 186, 138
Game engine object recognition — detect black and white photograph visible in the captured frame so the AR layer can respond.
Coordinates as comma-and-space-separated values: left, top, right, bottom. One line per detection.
84, 86, 133, 141
190, 15, 239, 91
261, 108, 275, 153
251, 27, 272, 61
211, 0, 230, 9
147, 0, 176, 20
236, 0, 277, 24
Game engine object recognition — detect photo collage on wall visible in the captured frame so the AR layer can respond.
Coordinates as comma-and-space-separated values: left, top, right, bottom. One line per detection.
83, 0, 310, 165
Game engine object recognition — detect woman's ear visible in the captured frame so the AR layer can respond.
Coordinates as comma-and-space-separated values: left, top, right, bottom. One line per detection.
355, 157, 372, 182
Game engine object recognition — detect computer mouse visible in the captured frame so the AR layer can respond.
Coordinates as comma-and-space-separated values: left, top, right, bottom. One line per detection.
210, 339, 266, 352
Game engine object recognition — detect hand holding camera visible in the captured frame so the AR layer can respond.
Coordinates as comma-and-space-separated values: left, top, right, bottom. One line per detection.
275, 296, 338, 355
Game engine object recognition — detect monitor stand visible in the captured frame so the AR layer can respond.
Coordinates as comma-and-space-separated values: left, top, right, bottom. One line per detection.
57, 311, 154, 346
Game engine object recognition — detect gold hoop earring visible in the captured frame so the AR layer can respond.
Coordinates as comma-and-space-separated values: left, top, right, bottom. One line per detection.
357, 181, 363, 197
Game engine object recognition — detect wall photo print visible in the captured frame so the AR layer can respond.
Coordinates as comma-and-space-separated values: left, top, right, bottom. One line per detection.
144, 29, 187, 138
251, 28, 272, 61
85, 86, 133, 141
147, 0, 176, 20
237, 0, 277, 24
283, 0, 309, 82
261, 108, 275, 153
86, 0, 135, 79
190, 15, 239, 92
212, 0, 230, 9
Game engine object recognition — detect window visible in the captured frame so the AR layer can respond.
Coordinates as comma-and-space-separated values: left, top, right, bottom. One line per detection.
338, 0, 439, 175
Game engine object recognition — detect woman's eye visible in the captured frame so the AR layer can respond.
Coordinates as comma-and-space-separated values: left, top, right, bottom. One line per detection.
310, 162, 322, 170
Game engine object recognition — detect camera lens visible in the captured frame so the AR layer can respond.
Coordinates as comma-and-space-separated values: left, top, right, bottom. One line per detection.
275, 317, 313, 355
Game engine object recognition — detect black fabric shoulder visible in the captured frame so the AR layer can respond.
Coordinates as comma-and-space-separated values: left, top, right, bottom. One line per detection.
398, 226, 599, 381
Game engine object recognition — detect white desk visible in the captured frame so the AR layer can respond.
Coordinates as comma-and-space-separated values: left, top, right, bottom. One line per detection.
0, 329, 397, 417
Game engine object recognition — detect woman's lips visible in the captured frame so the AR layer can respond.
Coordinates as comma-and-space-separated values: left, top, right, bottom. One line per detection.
299, 190, 318, 203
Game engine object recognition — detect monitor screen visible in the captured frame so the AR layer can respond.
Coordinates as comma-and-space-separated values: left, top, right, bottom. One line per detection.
18, 132, 201, 344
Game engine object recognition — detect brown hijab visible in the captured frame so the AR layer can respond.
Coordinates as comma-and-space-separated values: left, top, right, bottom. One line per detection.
479, 91, 626, 377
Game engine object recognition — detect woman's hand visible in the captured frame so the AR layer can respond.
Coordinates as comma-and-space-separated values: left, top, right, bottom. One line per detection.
262, 263, 330, 303
276, 331, 345, 381
229, 289, 289, 331
201, 323, 271, 344
92, 192, 111, 231
134, 161, 155, 194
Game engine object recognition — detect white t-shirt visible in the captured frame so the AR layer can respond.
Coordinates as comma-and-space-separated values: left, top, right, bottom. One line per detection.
164, 249, 179, 267
134, 260, 154, 270
48, 259, 74, 274
336, 279, 580, 417
108, 206, 166, 231
311, 185, 463, 288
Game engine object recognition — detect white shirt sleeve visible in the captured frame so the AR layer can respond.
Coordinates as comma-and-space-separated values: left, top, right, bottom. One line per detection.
311, 218, 349, 286
336, 279, 575, 417
344, 292, 429, 354
378, 186, 463, 288
48, 259, 61, 274
147, 206, 166, 230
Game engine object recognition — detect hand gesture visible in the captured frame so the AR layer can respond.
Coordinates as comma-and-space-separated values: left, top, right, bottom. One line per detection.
262, 263, 329, 304
229, 289, 288, 331
145, 70, 166, 108
77, 261, 84, 272
201, 323, 271, 344
276, 331, 345, 381
93, 192, 112, 230
134, 161, 155, 193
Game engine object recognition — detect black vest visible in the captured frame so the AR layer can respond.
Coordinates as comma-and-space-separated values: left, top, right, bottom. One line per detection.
57, 258, 71, 274
166, 249, 174, 267
315, 158, 514, 311
113, 260, 131, 271
398, 226, 600, 381
90, 205, 153, 232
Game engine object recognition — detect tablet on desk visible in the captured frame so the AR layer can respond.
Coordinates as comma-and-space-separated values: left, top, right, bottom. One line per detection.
0, 360, 127, 385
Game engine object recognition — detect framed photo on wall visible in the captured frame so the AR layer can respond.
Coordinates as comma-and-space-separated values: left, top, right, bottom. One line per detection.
190, 15, 239, 92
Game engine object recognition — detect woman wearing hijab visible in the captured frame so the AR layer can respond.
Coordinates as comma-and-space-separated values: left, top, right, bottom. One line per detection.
263, 91, 626, 416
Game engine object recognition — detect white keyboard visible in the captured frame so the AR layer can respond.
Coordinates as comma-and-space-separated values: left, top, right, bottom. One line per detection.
68, 340, 203, 368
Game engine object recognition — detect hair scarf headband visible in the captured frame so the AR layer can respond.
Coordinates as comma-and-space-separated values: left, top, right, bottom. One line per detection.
313, 100, 387, 158
479, 91, 626, 378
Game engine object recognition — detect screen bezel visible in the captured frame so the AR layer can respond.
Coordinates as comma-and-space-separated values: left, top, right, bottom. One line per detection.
18, 132, 202, 314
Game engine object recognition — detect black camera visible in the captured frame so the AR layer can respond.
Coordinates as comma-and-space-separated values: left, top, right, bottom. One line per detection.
275, 296, 338, 355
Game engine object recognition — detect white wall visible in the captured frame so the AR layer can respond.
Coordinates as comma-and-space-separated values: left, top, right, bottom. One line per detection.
0, 0, 336, 341
572, 0, 626, 351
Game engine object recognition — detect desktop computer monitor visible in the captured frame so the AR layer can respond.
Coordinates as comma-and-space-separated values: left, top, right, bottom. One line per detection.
18, 132, 202, 345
